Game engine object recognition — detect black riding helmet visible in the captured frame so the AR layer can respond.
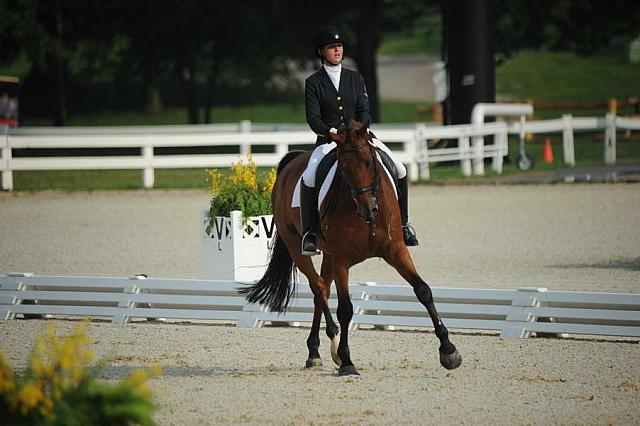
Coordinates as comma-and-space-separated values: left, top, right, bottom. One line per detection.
315, 26, 346, 58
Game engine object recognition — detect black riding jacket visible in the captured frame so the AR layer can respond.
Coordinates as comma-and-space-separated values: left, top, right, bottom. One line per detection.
305, 67, 371, 145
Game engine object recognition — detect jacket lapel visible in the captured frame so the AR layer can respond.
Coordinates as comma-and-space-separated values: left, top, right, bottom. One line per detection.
319, 68, 338, 95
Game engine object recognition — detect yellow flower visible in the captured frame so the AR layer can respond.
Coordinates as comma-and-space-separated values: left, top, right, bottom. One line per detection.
207, 168, 222, 197
230, 156, 258, 190
121, 364, 162, 398
12, 381, 45, 416
262, 167, 277, 194
0, 350, 15, 393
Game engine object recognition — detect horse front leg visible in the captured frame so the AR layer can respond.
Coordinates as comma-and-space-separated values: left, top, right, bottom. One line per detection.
320, 254, 341, 367
334, 262, 359, 376
384, 247, 462, 370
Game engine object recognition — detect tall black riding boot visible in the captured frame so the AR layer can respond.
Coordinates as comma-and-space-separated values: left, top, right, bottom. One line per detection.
300, 180, 320, 256
398, 176, 419, 246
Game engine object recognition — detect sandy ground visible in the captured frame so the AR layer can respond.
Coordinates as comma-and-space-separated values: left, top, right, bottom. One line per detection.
1, 184, 639, 424
1, 184, 638, 292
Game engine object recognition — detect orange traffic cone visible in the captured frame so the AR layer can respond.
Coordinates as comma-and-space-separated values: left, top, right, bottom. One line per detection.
542, 137, 554, 163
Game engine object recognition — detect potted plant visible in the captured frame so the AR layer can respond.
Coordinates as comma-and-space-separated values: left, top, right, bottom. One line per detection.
201, 156, 276, 282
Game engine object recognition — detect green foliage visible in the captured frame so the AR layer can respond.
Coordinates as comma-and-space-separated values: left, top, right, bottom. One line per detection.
379, 14, 441, 56
206, 157, 276, 233
0, 323, 160, 426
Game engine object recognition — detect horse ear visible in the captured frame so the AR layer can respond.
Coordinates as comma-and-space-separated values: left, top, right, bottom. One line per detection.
356, 121, 368, 138
348, 119, 363, 131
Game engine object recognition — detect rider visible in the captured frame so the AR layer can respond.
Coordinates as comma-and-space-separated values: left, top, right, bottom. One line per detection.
300, 25, 419, 256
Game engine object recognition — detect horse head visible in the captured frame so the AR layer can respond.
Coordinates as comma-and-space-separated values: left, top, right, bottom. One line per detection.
331, 119, 379, 223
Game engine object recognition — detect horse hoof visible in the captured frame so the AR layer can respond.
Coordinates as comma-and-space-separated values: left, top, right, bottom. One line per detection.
439, 349, 462, 370
330, 335, 342, 367
338, 365, 360, 377
305, 358, 323, 368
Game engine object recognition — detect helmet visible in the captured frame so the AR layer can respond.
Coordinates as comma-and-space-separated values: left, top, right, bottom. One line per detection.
314, 26, 346, 58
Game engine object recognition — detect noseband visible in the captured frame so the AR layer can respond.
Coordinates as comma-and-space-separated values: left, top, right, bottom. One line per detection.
339, 135, 380, 199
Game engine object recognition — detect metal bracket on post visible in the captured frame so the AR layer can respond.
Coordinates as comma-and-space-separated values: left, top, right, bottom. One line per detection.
0, 281, 24, 320
116, 275, 145, 324
237, 303, 264, 328
501, 287, 547, 338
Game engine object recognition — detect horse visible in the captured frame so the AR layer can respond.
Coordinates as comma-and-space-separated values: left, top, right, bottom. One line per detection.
241, 120, 462, 376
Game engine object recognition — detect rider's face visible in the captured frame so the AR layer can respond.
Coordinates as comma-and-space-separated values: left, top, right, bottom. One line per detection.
321, 43, 343, 65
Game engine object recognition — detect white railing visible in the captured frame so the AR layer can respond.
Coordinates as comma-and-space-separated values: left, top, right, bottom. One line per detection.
0, 122, 419, 190
1, 112, 639, 190
2, 274, 639, 339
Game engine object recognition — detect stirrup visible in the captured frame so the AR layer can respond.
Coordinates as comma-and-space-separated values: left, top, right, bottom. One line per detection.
302, 231, 320, 256
402, 224, 419, 247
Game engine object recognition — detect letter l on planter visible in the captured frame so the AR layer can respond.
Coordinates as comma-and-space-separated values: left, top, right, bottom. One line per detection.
201, 210, 275, 282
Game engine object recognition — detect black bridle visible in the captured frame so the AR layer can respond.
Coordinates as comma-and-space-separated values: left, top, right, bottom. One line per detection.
339, 131, 380, 200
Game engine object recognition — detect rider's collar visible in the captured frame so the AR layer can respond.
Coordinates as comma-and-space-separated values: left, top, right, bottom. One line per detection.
323, 62, 342, 74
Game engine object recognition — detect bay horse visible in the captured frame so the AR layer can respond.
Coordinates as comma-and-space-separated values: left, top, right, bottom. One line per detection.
241, 120, 462, 376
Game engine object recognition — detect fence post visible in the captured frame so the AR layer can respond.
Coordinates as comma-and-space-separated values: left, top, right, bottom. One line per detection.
491, 129, 507, 174
1, 125, 13, 191
562, 114, 575, 166
415, 124, 430, 180
142, 144, 154, 188
240, 120, 251, 158
460, 133, 472, 177
471, 133, 485, 176
604, 113, 616, 165
407, 127, 420, 182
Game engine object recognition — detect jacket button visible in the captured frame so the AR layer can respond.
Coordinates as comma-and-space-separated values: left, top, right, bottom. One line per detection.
338, 106, 343, 110
337, 96, 341, 101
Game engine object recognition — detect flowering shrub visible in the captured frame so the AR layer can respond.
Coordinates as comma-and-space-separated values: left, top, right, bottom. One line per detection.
206, 156, 276, 232
0, 323, 160, 425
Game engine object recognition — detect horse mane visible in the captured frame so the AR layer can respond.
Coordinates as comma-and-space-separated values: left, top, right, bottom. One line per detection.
277, 150, 306, 174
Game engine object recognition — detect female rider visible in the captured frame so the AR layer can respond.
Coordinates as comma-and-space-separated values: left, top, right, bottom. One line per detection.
300, 26, 419, 255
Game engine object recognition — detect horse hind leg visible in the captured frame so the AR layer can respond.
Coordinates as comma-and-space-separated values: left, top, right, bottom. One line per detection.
285, 248, 331, 369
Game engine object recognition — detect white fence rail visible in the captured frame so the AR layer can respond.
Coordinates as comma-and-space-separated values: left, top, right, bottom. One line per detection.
2, 274, 639, 339
2, 113, 639, 190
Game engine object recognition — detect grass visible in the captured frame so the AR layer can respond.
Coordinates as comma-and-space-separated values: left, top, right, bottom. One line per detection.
496, 51, 640, 102
25, 101, 433, 127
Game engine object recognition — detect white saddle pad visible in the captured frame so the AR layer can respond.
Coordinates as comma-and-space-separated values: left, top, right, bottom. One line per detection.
291, 153, 397, 211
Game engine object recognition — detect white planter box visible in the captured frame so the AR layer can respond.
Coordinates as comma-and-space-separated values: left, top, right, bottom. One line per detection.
201, 210, 275, 282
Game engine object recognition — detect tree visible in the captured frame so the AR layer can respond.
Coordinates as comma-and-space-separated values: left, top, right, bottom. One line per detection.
493, 0, 640, 57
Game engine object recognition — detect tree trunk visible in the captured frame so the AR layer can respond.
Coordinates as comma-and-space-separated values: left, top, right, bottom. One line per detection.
203, 62, 219, 124
182, 63, 199, 124
352, 0, 381, 123
53, 0, 67, 126
144, 73, 164, 113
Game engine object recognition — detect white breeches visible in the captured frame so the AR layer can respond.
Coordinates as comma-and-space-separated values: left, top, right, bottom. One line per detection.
301, 138, 407, 187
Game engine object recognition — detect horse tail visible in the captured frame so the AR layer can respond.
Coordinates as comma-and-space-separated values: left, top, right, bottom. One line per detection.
239, 231, 297, 312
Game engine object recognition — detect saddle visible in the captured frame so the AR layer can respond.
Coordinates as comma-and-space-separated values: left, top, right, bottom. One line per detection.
291, 144, 399, 211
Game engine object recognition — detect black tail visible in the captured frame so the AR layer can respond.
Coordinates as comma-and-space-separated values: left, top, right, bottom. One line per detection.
239, 232, 297, 312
